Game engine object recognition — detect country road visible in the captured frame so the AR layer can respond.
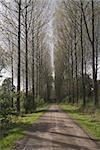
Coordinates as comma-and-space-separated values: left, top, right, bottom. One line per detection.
13, 105, 99, 150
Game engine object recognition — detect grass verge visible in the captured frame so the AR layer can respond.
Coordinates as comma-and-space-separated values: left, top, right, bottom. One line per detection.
60, 103, 100, 140
0, 106, 48, 150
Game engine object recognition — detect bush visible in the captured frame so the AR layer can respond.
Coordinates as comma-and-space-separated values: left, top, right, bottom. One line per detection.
24, 93, 36, 113
35, 96, 45, 107
0, 97, 12, 127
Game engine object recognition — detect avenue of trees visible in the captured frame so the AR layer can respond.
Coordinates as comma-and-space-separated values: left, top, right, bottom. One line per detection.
0, 0, 100, 128
0, 0, 53, 124
54, 0, 100, 108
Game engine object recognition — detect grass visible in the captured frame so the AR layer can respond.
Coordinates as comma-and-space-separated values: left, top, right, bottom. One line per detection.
0, 106, 48, 150
60, 103, 100, 140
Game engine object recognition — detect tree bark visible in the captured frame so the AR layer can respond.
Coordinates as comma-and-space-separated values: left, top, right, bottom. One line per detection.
71, 37, 74, 103
74, 18, 78, 104
17, 0, 21, 113
25, 0, 28, 108
11, 42, 14, 108
91, 0, 98, 106
32, 18, 35, 109
81, 1, 86, 107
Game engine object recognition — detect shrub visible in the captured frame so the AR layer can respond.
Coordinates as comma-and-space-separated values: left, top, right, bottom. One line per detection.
0, 97, 12, 127
35, 96, 45, 107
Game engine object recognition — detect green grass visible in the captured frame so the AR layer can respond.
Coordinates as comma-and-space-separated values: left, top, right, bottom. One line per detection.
0, 106, 48, 150
60, 103, 100, 140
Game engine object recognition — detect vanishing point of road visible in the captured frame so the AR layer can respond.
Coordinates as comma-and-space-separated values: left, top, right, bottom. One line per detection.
13, 104, 100, 150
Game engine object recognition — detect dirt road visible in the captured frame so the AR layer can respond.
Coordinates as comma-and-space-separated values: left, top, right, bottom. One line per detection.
14, 105, 99, 150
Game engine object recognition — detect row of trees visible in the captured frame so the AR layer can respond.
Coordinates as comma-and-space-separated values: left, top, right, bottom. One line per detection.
54, 0, 100, 107
0, 0, 52, 115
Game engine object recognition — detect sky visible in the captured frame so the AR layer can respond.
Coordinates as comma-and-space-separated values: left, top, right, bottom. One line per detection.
45, 0, 57, 79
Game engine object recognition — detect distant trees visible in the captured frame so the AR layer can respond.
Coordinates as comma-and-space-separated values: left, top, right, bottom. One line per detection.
54, 0, 100, 107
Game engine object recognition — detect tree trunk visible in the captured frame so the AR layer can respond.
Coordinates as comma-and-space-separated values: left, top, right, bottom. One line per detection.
71, 38, 74, 103
74, 18, 78, 104
32, 18, 35, 109
17, 0, 21, 113
36, 26, 39, 97
25, 0, 28, 108
81, 1, 86, 107
11, 43, 14, 108
91, 0, 98, 106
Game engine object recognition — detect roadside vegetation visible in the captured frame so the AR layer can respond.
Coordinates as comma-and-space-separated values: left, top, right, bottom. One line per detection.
0, 1, 52, 149
60, 102, 100, 140
0, 104, 48, 150
0, 76, 49, 150
54, 0, 100, 140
